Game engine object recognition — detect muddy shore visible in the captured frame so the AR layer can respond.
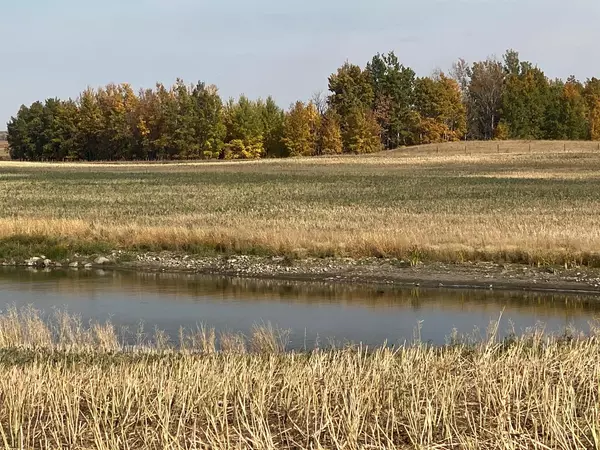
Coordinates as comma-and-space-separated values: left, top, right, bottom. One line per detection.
7, 252, 600, 295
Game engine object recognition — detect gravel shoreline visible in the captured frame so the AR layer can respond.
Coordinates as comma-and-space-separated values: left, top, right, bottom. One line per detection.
8, 251, 600, 294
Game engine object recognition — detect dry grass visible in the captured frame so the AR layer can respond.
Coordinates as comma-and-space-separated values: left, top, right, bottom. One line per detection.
0, 307, 598, 449
0, 141, 8, 161
385, 139, 600, 156
1, 141, 600, 266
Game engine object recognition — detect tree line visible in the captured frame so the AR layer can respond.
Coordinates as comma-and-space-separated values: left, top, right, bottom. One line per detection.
7, 49, 600, 161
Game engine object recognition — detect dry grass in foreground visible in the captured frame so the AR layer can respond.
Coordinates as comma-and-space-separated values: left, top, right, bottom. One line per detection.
0, 307, 599, 449
1, 141, 600, 266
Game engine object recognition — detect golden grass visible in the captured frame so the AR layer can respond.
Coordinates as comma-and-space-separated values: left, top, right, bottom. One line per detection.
0, 141, 8, 161
0, 307, 598, 449
1, 141, 600, 265
386, 139, 600, 156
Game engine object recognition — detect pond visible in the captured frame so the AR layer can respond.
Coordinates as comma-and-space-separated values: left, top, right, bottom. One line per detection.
1, 268, 599, 348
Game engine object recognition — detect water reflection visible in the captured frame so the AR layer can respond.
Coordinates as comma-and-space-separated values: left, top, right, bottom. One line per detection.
0, 268, 598, 348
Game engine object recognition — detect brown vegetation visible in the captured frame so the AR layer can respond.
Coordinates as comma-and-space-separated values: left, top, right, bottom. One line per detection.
0, 140, 8, 160
0, 141, 600, 267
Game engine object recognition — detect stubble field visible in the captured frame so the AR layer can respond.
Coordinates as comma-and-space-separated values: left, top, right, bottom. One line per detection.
0, 307, 597, 449
1, 140, 599, 266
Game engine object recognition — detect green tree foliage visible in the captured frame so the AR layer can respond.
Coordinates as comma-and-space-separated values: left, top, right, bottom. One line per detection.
7, 104, 35, 160
8, 49, 600, 161
8, 100, 79, 161
561, 78, 589, 140
7, 81, 228, 161
500, 52, 550, 139
327, 63, 376, 152
97, 83, 139, 160
222, 96, 265, 159
328, 62, 374, 120
260, 97, 285, 157
76, 88, 104, 160
367, 52, 417, 147
191, 82, 226, 159
543, 78, 589, 140
41, 98, 78, 160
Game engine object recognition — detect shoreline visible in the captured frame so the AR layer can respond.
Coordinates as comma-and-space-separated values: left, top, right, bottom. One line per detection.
7, 251, 600, 295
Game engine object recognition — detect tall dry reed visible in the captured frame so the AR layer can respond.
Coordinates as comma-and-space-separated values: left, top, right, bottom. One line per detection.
0, 307, 598, 448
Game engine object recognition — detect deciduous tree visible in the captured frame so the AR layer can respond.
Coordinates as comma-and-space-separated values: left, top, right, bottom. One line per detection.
223, 95, 265, 159
317, 110, 343, 155
584, 78, 600, 140
343, 107, 381, 154
466, 58, 505, 140
283, 101, 320, 157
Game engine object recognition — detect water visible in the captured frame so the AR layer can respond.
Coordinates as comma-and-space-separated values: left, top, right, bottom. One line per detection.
1, 268, 599, 348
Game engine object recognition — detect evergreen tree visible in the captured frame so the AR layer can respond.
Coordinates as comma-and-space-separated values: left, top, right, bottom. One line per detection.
76, 88, 104, 160
171, 79, 199, 159
191, 82, 226, 159
9, 50, 600, 162
41, 98, 78, 160
366, 52, 417, 147
543, 78, 589, 140
6, 105, 33, 160
500, 52, 550, 139
260, 97, 285, 157
543, 80, 570, 140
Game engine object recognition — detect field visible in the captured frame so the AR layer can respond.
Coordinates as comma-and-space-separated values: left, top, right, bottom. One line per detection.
0, 140, 600, 266
0, 308, 598, 449
0, 140, 8, 160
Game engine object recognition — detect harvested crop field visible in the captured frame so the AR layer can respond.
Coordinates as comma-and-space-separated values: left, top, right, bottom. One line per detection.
0, 141, 8, 160
1, 141, 600, 266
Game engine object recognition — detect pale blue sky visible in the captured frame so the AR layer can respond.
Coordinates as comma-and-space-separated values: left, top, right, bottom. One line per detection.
1, 0, 599, 127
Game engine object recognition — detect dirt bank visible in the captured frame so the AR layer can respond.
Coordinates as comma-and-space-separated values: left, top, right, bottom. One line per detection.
111, 253, 600, 294
7, 251, 600, 294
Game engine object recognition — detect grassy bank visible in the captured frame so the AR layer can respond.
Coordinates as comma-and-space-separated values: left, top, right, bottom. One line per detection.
1, 141, 600, 266
0, 308, 598, 449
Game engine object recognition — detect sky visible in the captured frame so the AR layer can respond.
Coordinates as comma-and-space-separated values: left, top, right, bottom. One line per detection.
1, 0, 599, 128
